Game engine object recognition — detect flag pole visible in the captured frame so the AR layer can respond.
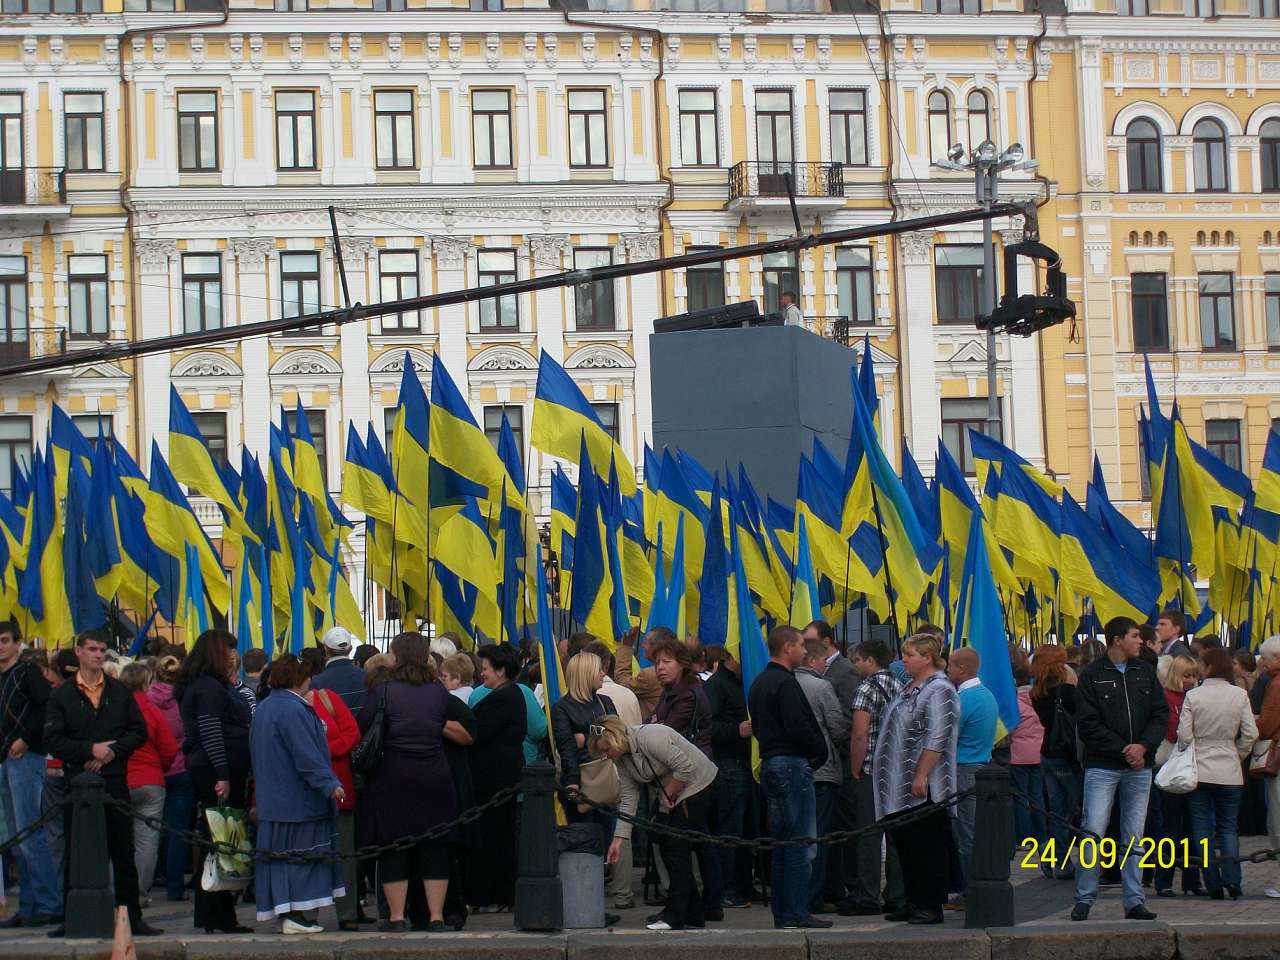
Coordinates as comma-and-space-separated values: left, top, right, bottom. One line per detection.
865, 477, 901, 648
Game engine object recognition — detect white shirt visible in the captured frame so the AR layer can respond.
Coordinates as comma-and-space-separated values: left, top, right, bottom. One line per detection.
957, 676, 983, 693
783, 303, 804, 327
449, 685, 474, 704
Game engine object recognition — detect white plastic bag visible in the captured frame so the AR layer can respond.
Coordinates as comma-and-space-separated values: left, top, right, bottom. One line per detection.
1154, 741, 1198, 795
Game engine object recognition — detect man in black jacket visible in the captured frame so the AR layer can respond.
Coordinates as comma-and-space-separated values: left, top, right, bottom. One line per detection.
43, 629, 159, 938
747, 625, 830, 930
0, 621, 61, 927
1071, 616, 1168, 924
705, 648, 752, 906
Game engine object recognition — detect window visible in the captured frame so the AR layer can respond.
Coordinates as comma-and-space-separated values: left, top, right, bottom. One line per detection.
678, 90, 718, 167
68, 254, 108, 340
470, 0, 503, 7
177, 91, 218, 172
934, 245, 985, 325
472, 91, 513, 169
568, 90, 608, 169
928, 91, 952, 164
573, 248, 615, 330
1263, 119, 1280, 192
0, 94, 22, 173
1267, 274, 1280, 349
829, 90, 868, 167
1131, 273, 1169, 351
6, 0, 103, 8
0, 257, 26, 362
762, 251, 799, 316
72, 413, 113, 447
1126, 118, 1162, 192
836, 247, 874, 325
755, 90, 794, 173
685, 248, 725, 313
1116, 0, 1149, 11
372, 0, 406, 7
477, 250, 518, 330
1192, 118, 1227, 192
274, 0, 308, 9
64, 93, 104, 173
281, 252, 321, 334
0, 417, 31, 496
378, 251, 419, 332
283, 408, 326, 475
483, 405, 524, 455
923, 0, 979, 9
1206, 419, 1242, 473
182, 254, 222, 333
275, 91, 316, 171
941, 399, 1001, 477
374, 91, 415, 170
383, 408, 398, 454
591, 402, 620, 442
191, 412, 229, 468
1198, 272, 1236, 350
966, 91, 990, 150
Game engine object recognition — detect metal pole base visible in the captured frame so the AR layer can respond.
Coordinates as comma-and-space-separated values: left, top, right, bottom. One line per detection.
65, 889, 116, 940
965, 879, 1015, 929
514, 876, 564, 932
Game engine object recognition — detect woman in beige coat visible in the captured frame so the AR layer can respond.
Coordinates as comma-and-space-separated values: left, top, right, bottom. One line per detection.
1177, 648, 1258, 899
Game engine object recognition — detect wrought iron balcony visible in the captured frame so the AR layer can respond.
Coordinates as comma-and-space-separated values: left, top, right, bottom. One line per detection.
0, 328, 67, 363
728, 161, 844, 205
0, 167, 66, 208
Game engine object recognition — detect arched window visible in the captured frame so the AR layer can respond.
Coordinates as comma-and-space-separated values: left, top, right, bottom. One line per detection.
1193, 118, 1227, 192
966, 91, 990, 151
1126, 117, 1162, 192
1261, 118, 1280, 192
928, 91, 952, 163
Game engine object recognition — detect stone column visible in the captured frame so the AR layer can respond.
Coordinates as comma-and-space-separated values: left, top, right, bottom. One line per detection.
335, 236, 373, 467
1082, 237, 1119, 488
231, 238, 275, 460
433, 237, 471, 392
1080, 38, 1107, 192
530, 235, 569, 366
898, 231, 940, 472
623, 233, 661, 474
133, 239, 177, 459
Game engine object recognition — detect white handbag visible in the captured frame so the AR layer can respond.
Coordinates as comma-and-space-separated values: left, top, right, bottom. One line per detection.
1154, 741, 1198, 794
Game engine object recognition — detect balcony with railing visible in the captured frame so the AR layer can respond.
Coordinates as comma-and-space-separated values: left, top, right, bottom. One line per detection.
0, 168, 68, 217
0, 328, 67, 364
727, 161, 845, 213
807, 316, 874, 346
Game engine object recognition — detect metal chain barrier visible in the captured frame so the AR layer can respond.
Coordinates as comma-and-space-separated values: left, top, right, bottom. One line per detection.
0, 801, 63, 858
569, 785, 974, 849
103, 786, 519, 866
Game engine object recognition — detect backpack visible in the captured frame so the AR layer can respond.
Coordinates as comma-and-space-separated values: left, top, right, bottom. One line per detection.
1044, 685, 1077, 759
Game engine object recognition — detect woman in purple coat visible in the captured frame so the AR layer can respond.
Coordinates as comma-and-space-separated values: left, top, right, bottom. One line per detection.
357, 632, 456, 932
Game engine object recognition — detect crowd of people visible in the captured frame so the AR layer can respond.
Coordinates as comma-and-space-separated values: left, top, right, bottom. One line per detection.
0, 610, 1274, 936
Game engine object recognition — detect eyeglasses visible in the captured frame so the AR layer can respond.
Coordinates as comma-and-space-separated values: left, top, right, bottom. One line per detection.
588, 723, 607, 738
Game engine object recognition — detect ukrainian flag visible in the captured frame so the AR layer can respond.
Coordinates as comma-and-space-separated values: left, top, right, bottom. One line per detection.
532, 350, 636, 496
1060, 491, 1160, 624
789, 512, 822, 628
147, 441, 230, 617
17, 452, 72, 646
430, 354, 520, 512
698, 484, 730, 647
1258, 430, 1280, 517
534, 540, 565, 751
970, 429, 1063, 499
1190, 435, 1251, 513
169, 386, 240, 517
569, 437, 615, 642
435, 496, 498, 597
654, 447, 708, 586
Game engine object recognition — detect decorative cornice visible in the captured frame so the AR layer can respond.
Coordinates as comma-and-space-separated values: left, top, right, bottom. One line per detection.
270, 349, 341, 378
172, 351, 242, 379
134, 238, 176, 273
621, 233, 661, 261
898, 231, 934, 265
230, 237, 276, 272
432, 236, 470, 270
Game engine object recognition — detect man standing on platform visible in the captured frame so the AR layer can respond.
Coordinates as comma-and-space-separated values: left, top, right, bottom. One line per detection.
748, 625, 831, 930
44, 629, 159, 938
947, 646, 997, 910
781, 291, 805, 328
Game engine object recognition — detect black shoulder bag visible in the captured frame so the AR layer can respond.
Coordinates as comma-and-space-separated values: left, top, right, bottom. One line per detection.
351, 681, 388, 775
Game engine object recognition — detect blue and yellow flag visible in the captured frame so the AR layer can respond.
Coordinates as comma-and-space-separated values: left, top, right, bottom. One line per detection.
789, 512, 821, 628
569, 437, 615, 642
17, 452, 71, 645
698, 484, 729, 647
147, 441, 230, 618
1060, 491, 1160, 624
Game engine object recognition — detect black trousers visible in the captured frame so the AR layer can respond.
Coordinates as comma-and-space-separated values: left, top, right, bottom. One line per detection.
657, 789, 713, 929
63, 775, 140, 914
886, 801, 952, 914
190, 765, 248, 931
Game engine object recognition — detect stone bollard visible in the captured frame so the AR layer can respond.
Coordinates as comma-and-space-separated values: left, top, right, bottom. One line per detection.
965, 763, 1015, 929
514, 759, 563, 932
65, 771, 115, 939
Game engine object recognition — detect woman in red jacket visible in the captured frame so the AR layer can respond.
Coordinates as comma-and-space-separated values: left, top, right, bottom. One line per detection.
122, 663, 179, 904
305, 664, 361, 930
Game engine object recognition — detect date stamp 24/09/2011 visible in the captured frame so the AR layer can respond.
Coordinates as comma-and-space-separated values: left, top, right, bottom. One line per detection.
1019, 837, 1211, 872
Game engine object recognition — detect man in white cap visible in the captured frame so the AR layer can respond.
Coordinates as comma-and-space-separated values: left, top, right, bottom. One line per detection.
309, 626, 367, 713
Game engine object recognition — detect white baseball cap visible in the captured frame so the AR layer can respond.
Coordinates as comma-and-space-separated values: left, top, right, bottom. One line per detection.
321, 626, 353, 652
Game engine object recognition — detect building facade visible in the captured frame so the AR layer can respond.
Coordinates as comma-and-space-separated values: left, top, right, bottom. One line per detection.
0, 0, 1277, 559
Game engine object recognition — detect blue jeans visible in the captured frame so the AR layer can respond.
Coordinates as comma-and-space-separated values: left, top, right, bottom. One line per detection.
809, 782, 837, 906
1042, 756, 1082, 870
952, 763, 984, 892
1188, 783, 1243, 892
761, 756, 816, 926
162, 771, 196, 900
1075, 766, 1152, 910
1010, 764, 1047, 845
712, 759, 749, 900
0, 753, 62, 917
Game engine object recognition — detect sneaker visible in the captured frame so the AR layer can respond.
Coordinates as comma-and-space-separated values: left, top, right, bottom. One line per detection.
1266, 887, 1280, 899
944, 896, 965, 912
1070, 903, 1090, 922
646, 920, 674, 931
283, 917, 324, 935
722, 897, 751, 909
613, 900, 635, 910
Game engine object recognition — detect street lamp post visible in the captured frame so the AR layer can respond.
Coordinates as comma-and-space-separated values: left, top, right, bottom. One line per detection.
935, 140, 1036, 441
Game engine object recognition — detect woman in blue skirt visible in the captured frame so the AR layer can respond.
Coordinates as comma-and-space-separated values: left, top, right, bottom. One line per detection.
251, 655, 345, 934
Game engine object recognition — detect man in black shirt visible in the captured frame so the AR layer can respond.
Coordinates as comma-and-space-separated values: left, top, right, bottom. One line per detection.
705, 647, 752, 906
0, 621, 61, 927
747, 625, 830, 930
44, 629, 158, 938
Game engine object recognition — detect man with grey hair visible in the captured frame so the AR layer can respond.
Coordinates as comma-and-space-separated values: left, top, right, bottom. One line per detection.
309, 626, 367, 712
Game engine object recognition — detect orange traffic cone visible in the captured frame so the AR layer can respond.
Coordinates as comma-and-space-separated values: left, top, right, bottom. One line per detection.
111, 906, 135, 960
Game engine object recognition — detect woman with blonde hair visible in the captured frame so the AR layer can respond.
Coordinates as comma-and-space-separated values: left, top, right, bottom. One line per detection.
872, 633, 959, 925
550, 650, 617, 803
1152, 654, 1203, 897
589, 714, 718, 931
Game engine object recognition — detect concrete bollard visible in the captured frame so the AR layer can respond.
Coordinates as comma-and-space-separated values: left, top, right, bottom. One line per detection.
65, 771, 115, 939
514, 760, 563, 932
965, 763, 1015, 930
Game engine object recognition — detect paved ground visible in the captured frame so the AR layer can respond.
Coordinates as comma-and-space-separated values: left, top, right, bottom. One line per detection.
2, 837, 1278, 943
